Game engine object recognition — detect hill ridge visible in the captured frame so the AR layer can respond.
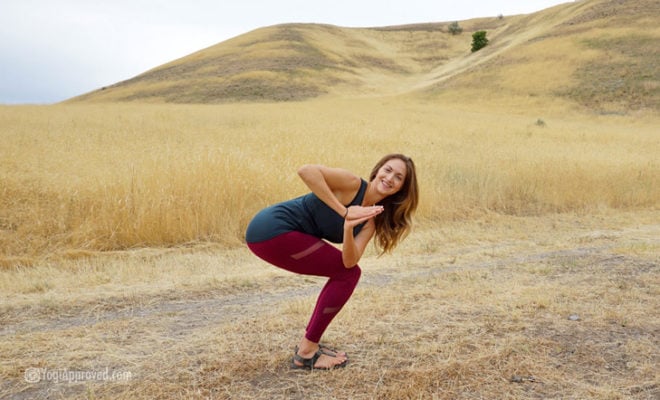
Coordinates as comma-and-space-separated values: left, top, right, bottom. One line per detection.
70, 0, 659, 114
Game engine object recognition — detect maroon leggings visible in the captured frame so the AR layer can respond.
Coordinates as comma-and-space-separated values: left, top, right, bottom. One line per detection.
247, 231, 361, 343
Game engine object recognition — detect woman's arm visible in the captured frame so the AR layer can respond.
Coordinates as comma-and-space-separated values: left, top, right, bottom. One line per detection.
297, 164, 362, 217
298, 163, 383, 267
342, 218, 378, 268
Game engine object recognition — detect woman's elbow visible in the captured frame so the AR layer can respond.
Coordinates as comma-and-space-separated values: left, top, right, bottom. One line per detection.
342, 256, 360, 268
297, 164, 316, 179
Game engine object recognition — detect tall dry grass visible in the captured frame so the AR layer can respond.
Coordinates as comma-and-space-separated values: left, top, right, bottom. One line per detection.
0, 99, 658, 263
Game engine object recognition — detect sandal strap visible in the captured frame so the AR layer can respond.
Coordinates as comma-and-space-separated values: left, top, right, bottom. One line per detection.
293, 349, 323, 369
318, 344, 348, 358
318, 346, 339, 357
296, 344, 346, 358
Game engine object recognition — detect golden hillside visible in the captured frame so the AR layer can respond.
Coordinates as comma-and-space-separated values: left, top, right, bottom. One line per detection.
70, 0, 658, 114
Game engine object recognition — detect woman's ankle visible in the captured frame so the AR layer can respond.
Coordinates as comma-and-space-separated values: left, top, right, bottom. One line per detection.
297, 337, 319, 356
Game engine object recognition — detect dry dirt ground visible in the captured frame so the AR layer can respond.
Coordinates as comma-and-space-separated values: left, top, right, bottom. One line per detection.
1, 211, 658, 399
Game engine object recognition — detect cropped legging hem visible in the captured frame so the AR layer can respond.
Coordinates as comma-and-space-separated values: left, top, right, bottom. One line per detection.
247, 231, 361, 343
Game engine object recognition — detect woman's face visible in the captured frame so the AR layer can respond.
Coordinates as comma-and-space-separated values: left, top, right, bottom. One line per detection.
374, 158, 407, 197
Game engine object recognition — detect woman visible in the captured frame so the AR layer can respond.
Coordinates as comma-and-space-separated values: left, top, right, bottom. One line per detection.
245, 154, 418, 370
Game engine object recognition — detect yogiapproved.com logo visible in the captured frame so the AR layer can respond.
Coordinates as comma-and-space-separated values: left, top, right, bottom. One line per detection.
24, 367, 132, 384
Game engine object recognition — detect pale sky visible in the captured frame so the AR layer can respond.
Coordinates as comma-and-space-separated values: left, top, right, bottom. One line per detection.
0, 0, 570, 104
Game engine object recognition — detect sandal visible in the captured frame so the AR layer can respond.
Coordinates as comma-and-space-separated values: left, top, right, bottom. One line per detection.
291, 348, 348, 370
294, 344, 348, 359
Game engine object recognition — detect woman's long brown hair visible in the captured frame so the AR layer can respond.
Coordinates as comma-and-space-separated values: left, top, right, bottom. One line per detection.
369, 154, 419, 254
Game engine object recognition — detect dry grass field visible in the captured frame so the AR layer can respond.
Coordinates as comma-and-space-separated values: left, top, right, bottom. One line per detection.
1, 99, 657, 400
1, 0, 658, 398
1, 100, 657, 264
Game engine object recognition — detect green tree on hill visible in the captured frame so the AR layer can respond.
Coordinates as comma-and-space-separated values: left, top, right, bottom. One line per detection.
471, 30, 489, 52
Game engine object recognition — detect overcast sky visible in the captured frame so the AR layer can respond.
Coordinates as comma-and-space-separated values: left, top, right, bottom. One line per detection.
0, 0, 570, 104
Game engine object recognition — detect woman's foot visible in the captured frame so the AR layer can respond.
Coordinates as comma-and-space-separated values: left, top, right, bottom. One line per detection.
293, 338, 348, 370
295, 343, 347, 358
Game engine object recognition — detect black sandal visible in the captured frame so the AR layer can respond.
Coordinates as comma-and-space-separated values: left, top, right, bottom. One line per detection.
294, 344, 349, 359
291, 348, 348, 370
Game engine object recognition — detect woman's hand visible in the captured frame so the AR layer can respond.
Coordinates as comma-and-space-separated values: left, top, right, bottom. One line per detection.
344, 205, 383, 229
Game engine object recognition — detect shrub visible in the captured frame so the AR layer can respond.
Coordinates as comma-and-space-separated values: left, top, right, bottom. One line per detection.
471, 31, 489, 52
448, 21, 463, 35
